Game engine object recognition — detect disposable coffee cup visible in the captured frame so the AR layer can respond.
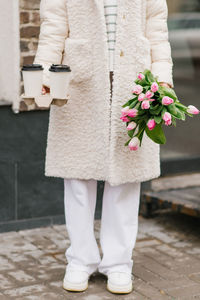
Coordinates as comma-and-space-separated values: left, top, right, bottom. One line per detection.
49, 64, 71, 99
22, 64, 44, 97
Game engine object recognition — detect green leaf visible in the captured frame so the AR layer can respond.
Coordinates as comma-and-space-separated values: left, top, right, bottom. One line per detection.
161, 107, 167, 117
135, 102, 141, 110
172, 116, 176, 127
159, 86, 178, 100
145, 123, 166, 145
147, 73, 155, 83
149, 103, 163, 115
144, 69, 155, 83
138, 129, 145, 144
154, 115, 162, 124
167, 104, 177, 116
122, 97, 136, 108
129, 99, 138, 109
151, 106, 163, 116
179, 109, 186, 121
150, 104, 160, 111
138, 110, 146, 116
186, 112, 193, 117
135, 78, 148, 86
167, 104, 185, 120
136, 122, 146, 144
127, 128, 136, 138
124, 138, 131, 146
175, 102, 188, 112
122, 102, 130, 108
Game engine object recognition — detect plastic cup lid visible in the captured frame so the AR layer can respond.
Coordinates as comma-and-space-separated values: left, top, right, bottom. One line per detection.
22, 64, 44, 71
49, 64, 71, 72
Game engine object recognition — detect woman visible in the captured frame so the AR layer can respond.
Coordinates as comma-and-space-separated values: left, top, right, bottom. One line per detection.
34, 0, 173, 294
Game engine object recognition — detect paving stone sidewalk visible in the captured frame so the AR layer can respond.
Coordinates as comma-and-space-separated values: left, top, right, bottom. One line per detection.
0, 211, 200, 300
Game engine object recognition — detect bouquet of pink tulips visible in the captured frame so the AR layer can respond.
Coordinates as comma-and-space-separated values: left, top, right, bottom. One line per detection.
120, 70, 199, 151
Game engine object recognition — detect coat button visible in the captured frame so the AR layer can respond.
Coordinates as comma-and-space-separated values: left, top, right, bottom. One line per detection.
120, 50, 124, 57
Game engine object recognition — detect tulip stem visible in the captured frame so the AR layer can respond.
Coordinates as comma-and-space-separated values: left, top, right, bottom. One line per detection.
136, 124, 146, 143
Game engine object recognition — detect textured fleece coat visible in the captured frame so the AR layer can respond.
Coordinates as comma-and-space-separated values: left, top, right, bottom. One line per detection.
34, 0, 173, 186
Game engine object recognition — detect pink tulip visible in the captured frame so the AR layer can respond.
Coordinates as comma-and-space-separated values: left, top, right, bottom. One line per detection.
128, 137, 140, 151
127, 108, 138, 118
145, 91, 154, 99
147, 119, 156, 131
187, 105, 199, 115
121, 106, 130, 116
141, 100, 150, 110
162, 96, 174, 106
138, 93, 145, 102
132, 85, 143, 95
149, 98, 156, 102
127, 121, 136, 131
137, 73, 145, 80
120, 115, 130, 122
151, 82, 159, 93
163, 112, 172, 126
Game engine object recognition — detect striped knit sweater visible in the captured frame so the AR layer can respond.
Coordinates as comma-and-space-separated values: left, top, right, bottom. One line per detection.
104, 0, 118, 72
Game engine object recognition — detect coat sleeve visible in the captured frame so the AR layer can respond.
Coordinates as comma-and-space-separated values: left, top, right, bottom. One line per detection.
146, 0, 174, 87
34, 0, 69, 87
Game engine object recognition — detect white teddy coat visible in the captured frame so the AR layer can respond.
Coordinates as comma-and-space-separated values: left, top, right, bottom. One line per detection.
34, 0, 173, 186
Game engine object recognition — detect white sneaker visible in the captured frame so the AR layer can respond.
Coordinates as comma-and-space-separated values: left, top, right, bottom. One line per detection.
63, 269, 90, 292
107, 272, 133, 294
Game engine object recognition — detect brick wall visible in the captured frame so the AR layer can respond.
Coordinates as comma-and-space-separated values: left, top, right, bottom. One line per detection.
19, 0, 40, 68
19, 0, 43, 110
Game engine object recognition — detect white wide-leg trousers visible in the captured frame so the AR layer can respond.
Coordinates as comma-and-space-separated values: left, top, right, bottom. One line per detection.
64, 178, 141, 276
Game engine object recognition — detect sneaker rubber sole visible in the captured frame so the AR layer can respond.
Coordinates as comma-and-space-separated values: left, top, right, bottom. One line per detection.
63, 281, 88, 292
107, 281, 133, 294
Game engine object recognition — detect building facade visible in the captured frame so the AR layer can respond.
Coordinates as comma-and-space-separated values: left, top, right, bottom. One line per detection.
0, 0, 199, 231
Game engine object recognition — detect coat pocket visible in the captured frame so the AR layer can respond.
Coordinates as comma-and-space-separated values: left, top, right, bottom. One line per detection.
62, 38, 93, 83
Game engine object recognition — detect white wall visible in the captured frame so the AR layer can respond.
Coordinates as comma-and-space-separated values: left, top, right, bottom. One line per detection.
0, 0, 20, 112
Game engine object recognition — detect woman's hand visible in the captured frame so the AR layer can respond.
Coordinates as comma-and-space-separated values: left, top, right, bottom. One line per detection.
159, 82, 172, 88
42, 85, 50, 95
